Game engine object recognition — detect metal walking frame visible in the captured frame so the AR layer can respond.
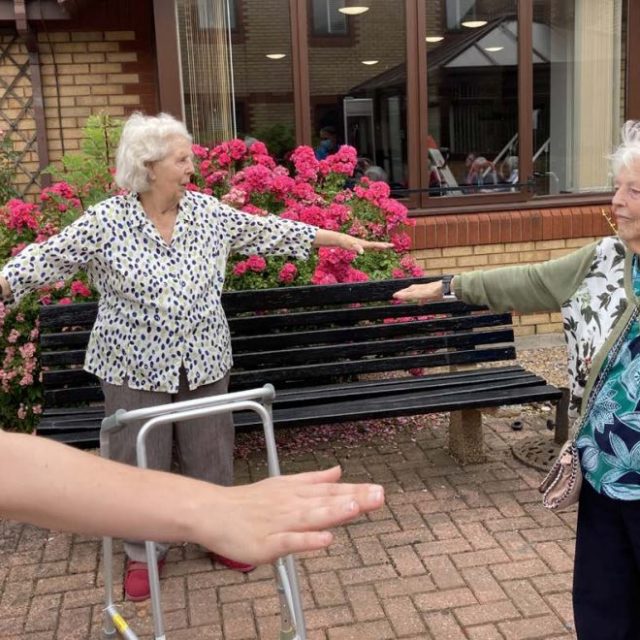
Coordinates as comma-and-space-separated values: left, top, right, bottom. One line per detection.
99, 384, 307, 640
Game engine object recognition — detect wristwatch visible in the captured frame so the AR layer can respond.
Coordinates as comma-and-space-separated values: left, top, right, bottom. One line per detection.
441, 275, 456, 299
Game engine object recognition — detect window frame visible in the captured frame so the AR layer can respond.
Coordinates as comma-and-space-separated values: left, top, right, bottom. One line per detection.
307, 0, 355, 48
295, 0, 636, 215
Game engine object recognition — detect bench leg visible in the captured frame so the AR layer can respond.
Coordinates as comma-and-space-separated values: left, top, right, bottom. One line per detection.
448, 409, 485, 464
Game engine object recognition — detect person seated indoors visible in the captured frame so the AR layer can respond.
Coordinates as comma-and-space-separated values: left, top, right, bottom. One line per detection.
500, 155, 519, 190
314, 125, 339, 160
465, 156, 499, 192
0, 429, 385, 565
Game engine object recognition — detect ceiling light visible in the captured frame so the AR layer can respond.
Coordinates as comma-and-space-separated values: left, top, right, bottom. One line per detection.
425, 36, 444, 43
265, 53, 286, 60
361, 60, 379, 65
338, 6, 370, 15
461, 19, 487, 28
484, 46, 504, 52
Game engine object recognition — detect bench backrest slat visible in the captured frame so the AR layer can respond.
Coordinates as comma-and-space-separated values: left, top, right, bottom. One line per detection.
38, 278, 516, 408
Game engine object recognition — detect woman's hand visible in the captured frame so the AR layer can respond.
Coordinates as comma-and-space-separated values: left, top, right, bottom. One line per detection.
313, 229, 393, 254
393, 281, 445, 304
344, 237, 394, 254
194, 466, 384, 564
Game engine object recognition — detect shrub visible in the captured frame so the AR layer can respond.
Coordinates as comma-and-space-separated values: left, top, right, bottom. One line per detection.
0, 128, 19, 206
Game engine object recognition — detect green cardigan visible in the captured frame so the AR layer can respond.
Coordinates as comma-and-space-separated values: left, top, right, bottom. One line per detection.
452, 238, 637, 435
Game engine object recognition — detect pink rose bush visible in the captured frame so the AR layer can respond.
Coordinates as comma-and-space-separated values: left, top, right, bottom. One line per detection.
0, 184, 95, 431
192, 138, 421, 290
1, 126, 420, 432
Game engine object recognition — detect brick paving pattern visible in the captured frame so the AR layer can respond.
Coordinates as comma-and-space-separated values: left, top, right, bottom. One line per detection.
0, 404, 577, 639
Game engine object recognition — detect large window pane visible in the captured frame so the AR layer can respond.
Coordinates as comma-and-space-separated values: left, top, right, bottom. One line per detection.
179, 0, 296, 155
533, 0, 625, 195
308, 0, 408, 189
426, 0, 519, 197
178, 0, 236, 144
230, 0, 296, 158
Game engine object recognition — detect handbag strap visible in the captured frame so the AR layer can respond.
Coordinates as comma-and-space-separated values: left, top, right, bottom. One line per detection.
572, 307, 639, 443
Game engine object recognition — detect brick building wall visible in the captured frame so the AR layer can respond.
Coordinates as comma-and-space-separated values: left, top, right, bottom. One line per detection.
1, 0, 157, 196
39, 30, 156, 163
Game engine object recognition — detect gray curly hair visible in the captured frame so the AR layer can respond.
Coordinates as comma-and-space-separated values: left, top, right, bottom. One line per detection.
610, 120, 640, 175
115, 112, 192, 193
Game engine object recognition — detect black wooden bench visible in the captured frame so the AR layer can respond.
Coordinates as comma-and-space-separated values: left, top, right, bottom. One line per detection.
37, 277, 567, 463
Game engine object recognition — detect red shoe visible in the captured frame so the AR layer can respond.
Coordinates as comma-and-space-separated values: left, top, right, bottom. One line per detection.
124, 559, 165, 602
210, 553, 255, 573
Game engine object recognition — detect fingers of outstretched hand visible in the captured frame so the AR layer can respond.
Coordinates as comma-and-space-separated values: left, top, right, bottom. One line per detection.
392, 285, 423, 302
348, 240, 394, 254
266, 531, 335, 560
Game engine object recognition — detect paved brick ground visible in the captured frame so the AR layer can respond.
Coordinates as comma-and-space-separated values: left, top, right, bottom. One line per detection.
0, 404, 577, 640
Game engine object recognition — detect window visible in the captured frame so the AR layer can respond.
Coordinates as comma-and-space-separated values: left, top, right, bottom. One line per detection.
426, 0, 519, 199
532, 0, 625, 196
308, 0, 408, 189
197, 0, 237, 31
311, 0, 348, 36
173, 0, 630, 210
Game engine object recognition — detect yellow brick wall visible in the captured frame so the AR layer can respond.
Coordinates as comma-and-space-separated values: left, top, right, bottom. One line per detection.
3, 29, 154, 197
411, 236, 600, 337
39, 30, 143, 162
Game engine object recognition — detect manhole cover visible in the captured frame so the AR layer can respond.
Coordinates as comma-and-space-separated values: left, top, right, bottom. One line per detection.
512, 434, 562, 471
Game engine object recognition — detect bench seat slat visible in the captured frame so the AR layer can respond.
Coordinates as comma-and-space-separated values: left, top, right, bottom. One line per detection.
37, 381, 562, 448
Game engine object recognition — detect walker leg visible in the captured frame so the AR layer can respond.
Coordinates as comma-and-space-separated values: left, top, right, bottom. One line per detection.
104, 605, 140, 640
102, 536, 116, 639
146, 540, 166, 640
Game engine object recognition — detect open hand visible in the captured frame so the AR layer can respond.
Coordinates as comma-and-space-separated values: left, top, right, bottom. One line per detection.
393, 281, 444, 304
197, 466, 384, 564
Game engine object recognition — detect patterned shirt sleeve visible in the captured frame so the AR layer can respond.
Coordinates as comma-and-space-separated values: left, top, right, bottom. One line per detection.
214, 200, 317, 260
1, 210, 101, 303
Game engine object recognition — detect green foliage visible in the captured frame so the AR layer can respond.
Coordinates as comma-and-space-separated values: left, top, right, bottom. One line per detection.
0, 129, 19, 206
46, 113, 122, 207
252, 123, 296, 161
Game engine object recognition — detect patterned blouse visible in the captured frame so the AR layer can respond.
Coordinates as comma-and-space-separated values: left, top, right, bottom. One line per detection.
2, 190, 317, 392
577, 256, 640, 500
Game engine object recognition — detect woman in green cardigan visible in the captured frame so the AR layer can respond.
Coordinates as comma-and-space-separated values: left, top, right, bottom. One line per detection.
394, 120, 640, 640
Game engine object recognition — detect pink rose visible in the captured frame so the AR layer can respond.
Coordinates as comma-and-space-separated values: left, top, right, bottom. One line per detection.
246, 255, 267, 272
278, 262, 298, 284
233, 261, 249, 276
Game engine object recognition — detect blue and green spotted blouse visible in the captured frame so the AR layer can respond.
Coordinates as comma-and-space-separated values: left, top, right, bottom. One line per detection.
577, 257, 640, 500
1, 190, 317, 393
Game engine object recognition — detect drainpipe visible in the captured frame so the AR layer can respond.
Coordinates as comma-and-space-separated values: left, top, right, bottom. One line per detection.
14, 0, 51, 186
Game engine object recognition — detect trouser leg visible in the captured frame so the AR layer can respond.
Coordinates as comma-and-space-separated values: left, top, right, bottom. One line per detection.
102, 379, 173, 562
573, 481, 640, 639
173, 371, 234, 486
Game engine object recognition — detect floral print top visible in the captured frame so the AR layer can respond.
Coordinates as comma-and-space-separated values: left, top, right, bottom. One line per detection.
1, 190, 317, 392
577, 257, 640, 500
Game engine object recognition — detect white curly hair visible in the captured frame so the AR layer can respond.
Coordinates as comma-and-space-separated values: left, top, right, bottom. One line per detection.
610, 120, 640, 176
115, 112, 192, 193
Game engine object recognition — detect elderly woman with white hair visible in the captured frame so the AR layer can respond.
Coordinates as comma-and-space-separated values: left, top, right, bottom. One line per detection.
0, 112, 391, 602
394, 120, 640, 639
